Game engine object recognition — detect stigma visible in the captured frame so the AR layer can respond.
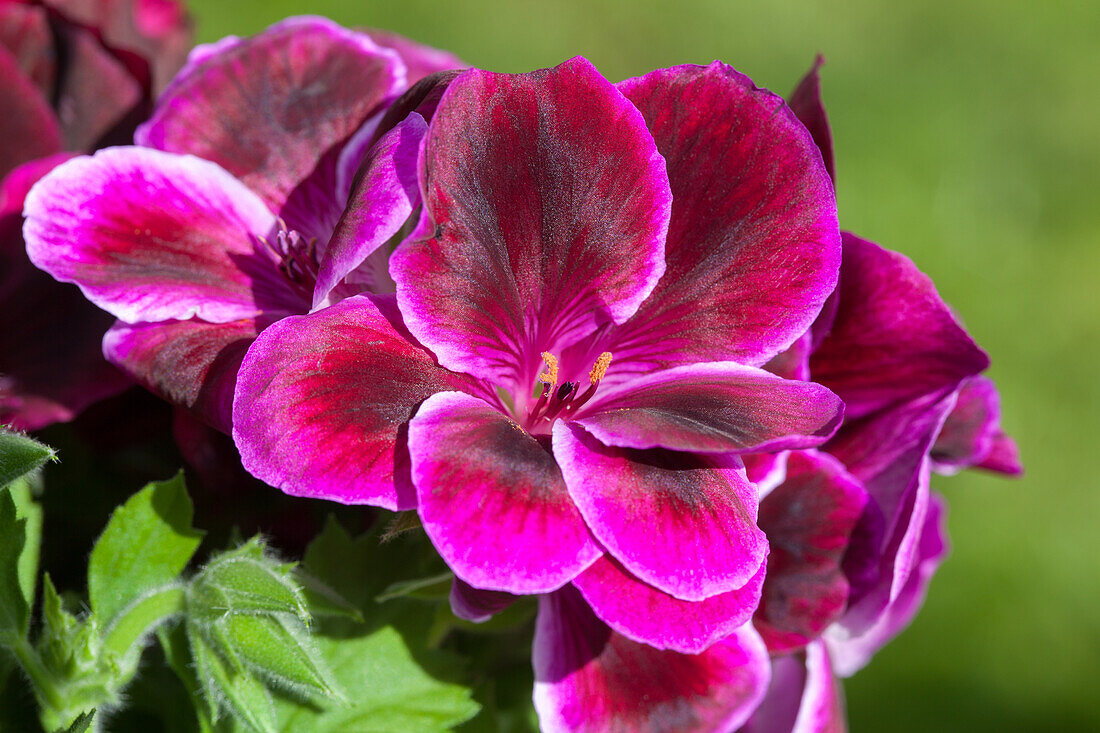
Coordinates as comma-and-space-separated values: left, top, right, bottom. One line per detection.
525, 351, 612, 430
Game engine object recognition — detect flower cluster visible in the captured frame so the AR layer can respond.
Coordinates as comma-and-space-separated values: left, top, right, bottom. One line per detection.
21, 17, 1019, 733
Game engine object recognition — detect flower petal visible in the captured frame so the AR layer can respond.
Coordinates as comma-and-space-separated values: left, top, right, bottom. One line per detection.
449, 578, 518, 623
787, 55, 836, 184
743, 641, 847, 733
554, 422, 767, 601
409, 390, 602, 594
606, 61, 839, 374
0, 43, 61, 179
135, 16, 403, 214
104, 317, 270, 433
977, 430, 1023, 476
53, 23, 143, 150
753, 451, 868, 654
809, 233, 989, 419
827, 494, 949, 677
365, 28, 465, 83
391, 57, 670, 389
576, 362, 843, 453
827, 390, 954, 634
931, 375, 1007, 474
313, 112, 426, 308
0, 155, 130, 431
232, 294, 465, 510
534, 586, 770, 733
572, 555, 765, 654
0, 2, 55, 95
23, 147, 295, 324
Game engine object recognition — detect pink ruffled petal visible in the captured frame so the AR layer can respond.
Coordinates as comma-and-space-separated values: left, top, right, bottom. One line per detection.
136, 16, 402, 215
409, 390, 602, 594
976, 430, 1023, 476
576, 362, 842, 454
931, 375, 1019, 476
391, 57, 670, 389
754, 451, 867, 654
534, 586, 771, 733
603, 62, 839, 375
787, 55, 835, 185
232, 294, 467, 511
827, 494, 949, 677
313, 113, 426, 308
104, 317, 270, 433
810, 233, 989, 419
23, 147, 295, 324
572, 555, 766, 654
554, 421, 767, 601
742, 641, 847, 733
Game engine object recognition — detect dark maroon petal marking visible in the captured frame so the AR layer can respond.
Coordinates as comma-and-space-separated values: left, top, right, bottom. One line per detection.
603, 62, 839, 376
810, 233, 989, 419
576, 362, 843, 453
754, 451, 868, 654
410, 391, 602, 594
136, 17, 402, 215
572, 555, 766, 654
554, 422, 767, 601
533, 586, 771, 733
104, 317, 270, 433
391, 57, 670, 389
788, 55, 836, 184
233, 294, 466, 511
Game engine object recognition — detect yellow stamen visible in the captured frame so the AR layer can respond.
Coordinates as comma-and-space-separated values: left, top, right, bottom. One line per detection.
537, 352, 559, 389
589, 352, 613, 384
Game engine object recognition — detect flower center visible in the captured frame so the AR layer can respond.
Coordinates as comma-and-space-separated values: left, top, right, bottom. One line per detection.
523, 351, 612, 431
260, 219, 320, 298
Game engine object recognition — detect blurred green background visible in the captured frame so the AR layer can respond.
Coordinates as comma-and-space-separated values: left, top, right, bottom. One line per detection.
186, 1, 1099, 730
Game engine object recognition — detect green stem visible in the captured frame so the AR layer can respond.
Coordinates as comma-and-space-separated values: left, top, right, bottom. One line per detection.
9, 637, 64, 710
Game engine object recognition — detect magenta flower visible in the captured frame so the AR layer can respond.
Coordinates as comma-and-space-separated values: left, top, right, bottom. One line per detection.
23, 16, 458, 432
232, 56, 843, 730
0, 0, 191, 428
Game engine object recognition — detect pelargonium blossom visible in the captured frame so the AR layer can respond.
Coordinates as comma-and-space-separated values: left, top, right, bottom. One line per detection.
1, 0, 191, 428
23, 16, 462, 432
230, 56, 845, 731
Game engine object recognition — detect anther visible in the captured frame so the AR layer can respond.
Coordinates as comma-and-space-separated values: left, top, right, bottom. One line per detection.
537, 352, 559, 390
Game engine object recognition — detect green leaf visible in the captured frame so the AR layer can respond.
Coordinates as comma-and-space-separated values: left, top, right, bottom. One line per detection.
100, 584, 187, 675
88, 473, 203, 625
189, 625, 276, 733
0, 488, 29, 639
221, 613, 341, 702
275, 628, 479, 733
376, 571, 454, 603
0, 428, 55, 487
6, 479, 43, 621
157, 625, 218, 733
190, 539, 308, 624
